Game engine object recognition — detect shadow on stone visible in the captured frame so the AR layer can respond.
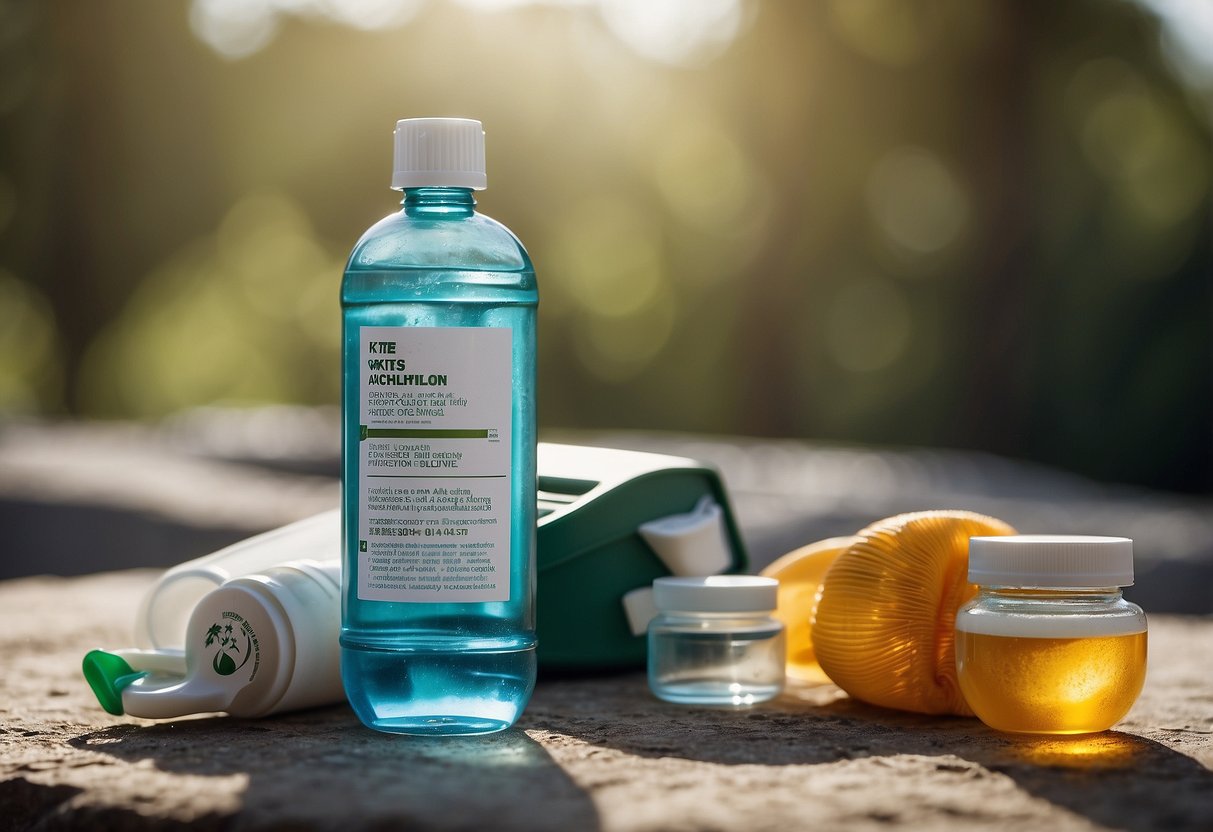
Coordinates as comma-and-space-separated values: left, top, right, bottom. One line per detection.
69, 706, 601, 832
962, 730, 1213, 832
525, 674, 1213, 831
0, 778, 83, 831
816, 697, 1213, 831
0, 499, 257, 580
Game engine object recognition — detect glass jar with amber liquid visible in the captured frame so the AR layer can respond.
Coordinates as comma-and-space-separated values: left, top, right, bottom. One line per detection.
956, 535, 1147, 735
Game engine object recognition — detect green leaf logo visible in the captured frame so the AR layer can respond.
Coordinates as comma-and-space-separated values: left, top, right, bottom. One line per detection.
213, 650, 238, 676
204, 616, 254, 677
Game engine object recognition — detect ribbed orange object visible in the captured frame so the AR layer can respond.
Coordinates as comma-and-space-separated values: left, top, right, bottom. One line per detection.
812, 510, 1016, 716
761, 536, 858, 684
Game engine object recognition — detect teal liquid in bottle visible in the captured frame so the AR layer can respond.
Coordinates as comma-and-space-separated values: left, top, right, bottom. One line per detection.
340, 118, 537, 735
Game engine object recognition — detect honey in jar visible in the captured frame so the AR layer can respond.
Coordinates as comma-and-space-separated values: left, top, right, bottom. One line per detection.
956, 535, 1147, 735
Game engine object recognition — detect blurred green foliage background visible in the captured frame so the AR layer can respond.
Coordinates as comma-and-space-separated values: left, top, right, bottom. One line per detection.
1, 0, 1210, 491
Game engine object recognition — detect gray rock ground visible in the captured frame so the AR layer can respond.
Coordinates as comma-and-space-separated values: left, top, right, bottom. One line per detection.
2, 570, 1211, 831
0, 418, 340, 581
3, 416, 1212, 829
4, 416, 1213, 611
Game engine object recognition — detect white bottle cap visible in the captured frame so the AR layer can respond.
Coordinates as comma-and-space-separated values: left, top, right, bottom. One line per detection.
652, 575, 778, 614
968, 535, 1134, 588
391, 117, 487, 191
639, 496, 733, 577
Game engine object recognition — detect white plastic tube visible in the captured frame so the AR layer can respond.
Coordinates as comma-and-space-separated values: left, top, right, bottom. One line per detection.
86, 560, 344, 720
134, 510, 339, 650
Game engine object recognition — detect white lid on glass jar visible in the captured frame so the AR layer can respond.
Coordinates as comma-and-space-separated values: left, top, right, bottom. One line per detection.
652, 575, 778, 613
968, 535, 1134, 587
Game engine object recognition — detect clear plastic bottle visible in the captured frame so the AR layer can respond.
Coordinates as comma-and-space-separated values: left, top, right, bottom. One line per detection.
340, 118, 537, 735
648, 576, 785, 706
956, 535, 1147, 735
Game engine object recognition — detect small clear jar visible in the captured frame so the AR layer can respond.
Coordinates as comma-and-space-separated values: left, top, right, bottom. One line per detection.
956, 535, 1147, 735
647, 576, 785, 706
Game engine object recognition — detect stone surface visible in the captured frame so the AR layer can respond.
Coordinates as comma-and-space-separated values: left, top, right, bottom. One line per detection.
2, 570, 1211, 831
0, 418, 340, 580
4, 417, 1212, 611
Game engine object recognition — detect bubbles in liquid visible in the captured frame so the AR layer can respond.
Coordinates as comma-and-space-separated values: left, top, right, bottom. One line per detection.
956, 630, 1147, 734
342, 643, 536, 736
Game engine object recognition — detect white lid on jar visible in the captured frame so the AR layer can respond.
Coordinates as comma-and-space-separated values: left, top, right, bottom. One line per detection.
652, 575, 778, 613
968, 535, 1134, 588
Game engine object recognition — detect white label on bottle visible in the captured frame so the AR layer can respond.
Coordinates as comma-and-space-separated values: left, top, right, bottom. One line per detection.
357, 326, 512, 603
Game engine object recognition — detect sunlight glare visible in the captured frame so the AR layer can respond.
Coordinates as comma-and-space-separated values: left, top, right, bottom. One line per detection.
1135, 0, 1213, 86
599, 0, 748, 67
191, 0, 749, 66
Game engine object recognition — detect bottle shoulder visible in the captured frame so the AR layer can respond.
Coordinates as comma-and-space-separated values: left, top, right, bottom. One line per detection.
345, 210, 533, 273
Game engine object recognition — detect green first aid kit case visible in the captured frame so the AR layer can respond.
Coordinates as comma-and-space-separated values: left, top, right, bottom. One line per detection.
536, 443, 748, 670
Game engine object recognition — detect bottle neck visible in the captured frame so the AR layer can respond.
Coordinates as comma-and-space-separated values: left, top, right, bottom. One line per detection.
979, 586, 1123, 602
401, 187, 476, 218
